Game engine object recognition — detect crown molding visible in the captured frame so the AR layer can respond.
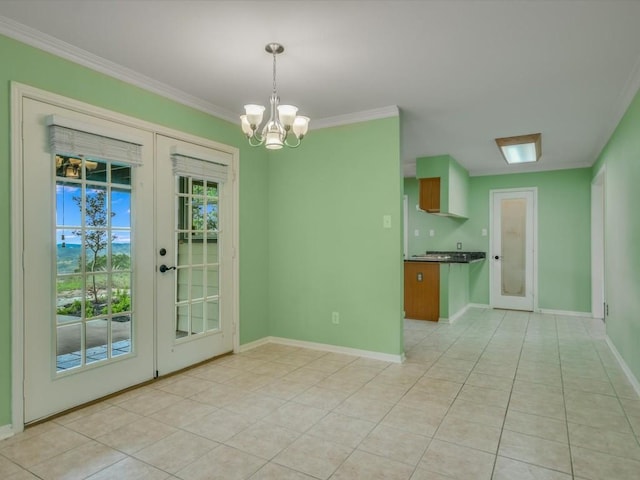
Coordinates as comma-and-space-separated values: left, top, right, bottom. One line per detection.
312, 105, 400, 130
1, 16, 400, 132
0, 15, 238, 123
468, 160, 593, 177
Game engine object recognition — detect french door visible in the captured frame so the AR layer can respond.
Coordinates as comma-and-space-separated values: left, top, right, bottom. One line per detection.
18, 92, 237, 424
490, 189, 536, 311
155, 135, 234, 375
21, 98, 155, 423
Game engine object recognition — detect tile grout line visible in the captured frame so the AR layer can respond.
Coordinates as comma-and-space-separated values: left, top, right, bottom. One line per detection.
555, 314, 577, 480
489, 310, 529, 480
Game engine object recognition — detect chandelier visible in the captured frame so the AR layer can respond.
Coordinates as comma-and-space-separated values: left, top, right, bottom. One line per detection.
240, 43, 310, 149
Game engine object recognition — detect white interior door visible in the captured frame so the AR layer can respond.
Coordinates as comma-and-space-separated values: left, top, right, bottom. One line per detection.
490, 189, 536, 311
155, 135, 234, 375
21, 98, 155, 423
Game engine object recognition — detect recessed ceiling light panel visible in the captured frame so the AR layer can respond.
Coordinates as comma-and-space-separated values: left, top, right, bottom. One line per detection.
495, 133, 541, 164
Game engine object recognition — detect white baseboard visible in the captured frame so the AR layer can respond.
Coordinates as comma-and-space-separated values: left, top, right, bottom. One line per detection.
606, 336, 640, 398
468, 303, 491, 309
439, 304, 471, 324
536, 308, 592, 317
237, 337, 272, 353
0, 424, 14, 441
240, 336, 404, 364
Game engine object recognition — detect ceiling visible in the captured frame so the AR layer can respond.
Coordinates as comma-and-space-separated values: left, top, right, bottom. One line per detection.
2, 0, 640, 177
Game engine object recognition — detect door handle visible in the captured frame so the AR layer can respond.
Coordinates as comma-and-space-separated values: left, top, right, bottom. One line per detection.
159, 264, 176, 273
494, 255, 500, 260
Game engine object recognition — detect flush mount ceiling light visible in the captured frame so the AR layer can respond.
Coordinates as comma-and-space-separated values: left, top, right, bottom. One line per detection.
495, 133, 542, 164
240, 43, 310, 150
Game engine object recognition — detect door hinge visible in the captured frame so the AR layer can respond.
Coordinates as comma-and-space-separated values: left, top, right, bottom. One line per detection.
155, 370, 159, 379
605, 302, 609, 317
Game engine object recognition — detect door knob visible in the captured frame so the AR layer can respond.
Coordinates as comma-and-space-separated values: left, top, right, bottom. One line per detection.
494, 255, 500, 260
159, 264, 176, 273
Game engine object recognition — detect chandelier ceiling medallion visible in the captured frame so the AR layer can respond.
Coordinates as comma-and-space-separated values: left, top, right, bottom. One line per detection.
240, 43, 310, 150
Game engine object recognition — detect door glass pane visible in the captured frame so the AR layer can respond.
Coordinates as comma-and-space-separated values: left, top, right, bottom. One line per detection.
86, 319, 108, 364
206, 266, 219, 297
56, 323, 82, 371
191, 267, 204, 300
56, 182, 81, 228
112, 273, 132, 314
111, 164, 131, 186
178, 238, 190, 266
177, 268, 189, 302
54, 155, 134, 373
176, 305, 189, 338
85, 159, 107, 183
207, 299, 220, 331
174, 175, 222, 340
501, 198, 526, 297
191, 301, 204, 334
192, 198, 205, 233
85, 273, 108, 317
112, 314, 131, 357
57, 275, 83, 321
111, 188, 131, 227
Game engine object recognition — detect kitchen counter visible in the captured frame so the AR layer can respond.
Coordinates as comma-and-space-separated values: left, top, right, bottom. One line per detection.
406, 251, 486, 264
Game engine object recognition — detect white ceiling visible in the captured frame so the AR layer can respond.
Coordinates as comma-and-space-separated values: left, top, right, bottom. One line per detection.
2, 0, 640, 177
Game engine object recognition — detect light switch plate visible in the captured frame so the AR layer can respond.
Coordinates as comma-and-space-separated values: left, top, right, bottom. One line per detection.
383, 215, 392, 229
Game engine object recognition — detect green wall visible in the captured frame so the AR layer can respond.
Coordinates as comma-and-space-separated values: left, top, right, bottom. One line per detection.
405, 168, 592, 312
593, 86, 640, 382
0, 34, 271, 426
267, 117, 404, 355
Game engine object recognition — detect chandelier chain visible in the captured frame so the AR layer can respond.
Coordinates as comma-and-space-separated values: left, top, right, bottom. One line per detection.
272, 51, 277, 95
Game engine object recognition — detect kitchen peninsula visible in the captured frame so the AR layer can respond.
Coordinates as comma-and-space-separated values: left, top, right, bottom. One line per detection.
404, 252, 485, 322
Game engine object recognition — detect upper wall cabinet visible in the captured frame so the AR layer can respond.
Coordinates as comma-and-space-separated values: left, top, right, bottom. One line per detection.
416, 154, 469, 218
419, 177, 441, 213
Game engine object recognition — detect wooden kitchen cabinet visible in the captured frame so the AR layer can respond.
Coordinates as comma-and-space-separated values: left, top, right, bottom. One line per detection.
419, 177, 440, 213
404, 262, 439, 321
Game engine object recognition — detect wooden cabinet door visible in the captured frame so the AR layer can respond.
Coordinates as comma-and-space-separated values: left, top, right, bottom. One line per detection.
404, 262, 439, 321
419, 177, 441, 212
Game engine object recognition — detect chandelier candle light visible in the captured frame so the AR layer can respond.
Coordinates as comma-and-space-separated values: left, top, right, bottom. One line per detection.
241, 43, 310, 149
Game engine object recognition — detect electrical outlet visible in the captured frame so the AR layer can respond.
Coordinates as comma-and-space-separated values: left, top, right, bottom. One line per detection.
331, 312, 340, 324
456, 242, 462, 250
429, 229, 435, 237
414, 229, 420, 237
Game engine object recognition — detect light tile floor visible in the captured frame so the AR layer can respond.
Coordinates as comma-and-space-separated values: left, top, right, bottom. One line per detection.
2, 308, 640, 479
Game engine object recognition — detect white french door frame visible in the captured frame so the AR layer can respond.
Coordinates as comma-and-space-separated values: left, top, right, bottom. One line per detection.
488, 187, 538, 311
10, 83, 240, 433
